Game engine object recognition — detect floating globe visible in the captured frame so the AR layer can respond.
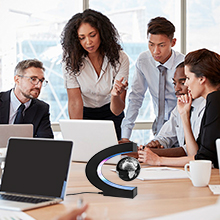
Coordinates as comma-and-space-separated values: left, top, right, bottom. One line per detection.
116, 156, 141, 181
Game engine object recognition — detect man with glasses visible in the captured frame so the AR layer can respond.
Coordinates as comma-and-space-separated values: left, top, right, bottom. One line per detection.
0, 59, 53, 138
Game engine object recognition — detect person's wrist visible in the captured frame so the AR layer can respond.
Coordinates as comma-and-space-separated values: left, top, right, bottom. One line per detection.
157, 156, 162, 166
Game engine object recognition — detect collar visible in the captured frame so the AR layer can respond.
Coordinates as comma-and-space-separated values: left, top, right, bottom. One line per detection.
83, 55, 109, 78
155, 50, 174, 70
11, 90, 32, 112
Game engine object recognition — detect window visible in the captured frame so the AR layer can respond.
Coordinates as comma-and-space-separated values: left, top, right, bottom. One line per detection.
90, 0, 181, 144
186, 0, 220, 54
1, 0, 218, 144
0, 0, 83, 122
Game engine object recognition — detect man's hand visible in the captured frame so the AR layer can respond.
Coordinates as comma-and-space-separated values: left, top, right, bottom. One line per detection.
145, 140, 164, 148
120, 139, 138, 158
118, 138, 131, 144
56, 204, 91, 220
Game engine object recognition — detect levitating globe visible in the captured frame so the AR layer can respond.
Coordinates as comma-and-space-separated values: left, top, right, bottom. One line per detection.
116, 156, 141, 181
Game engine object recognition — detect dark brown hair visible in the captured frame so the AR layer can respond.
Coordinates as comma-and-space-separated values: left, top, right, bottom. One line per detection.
184, 48, 220, 87
61, 9, 122, 75
147, 17, 175, 41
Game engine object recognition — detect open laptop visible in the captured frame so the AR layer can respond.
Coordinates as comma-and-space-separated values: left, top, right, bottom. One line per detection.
59, 119, 120, 164
216, 139, 220, 169
0, 137, 73, 211
0, 124, 33, 148
0, 124, 33, 163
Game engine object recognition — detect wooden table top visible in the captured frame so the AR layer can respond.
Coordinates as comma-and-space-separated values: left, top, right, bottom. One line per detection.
26, 162, 220, 220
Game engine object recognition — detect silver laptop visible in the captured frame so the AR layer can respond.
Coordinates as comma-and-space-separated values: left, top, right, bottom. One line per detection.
216, 139, 220, 169
0, 137, 73, 211
59, 119, 120, 164
0, 124, 33, 163
0, 124, 33, 148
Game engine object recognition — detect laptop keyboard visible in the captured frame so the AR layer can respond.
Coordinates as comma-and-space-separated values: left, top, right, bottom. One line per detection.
0, 194, 51, 204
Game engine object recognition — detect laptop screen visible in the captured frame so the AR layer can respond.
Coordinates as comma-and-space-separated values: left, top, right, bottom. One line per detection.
0, 138, 73, 198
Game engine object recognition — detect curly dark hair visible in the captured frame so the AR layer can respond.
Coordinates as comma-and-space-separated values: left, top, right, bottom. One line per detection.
61, 9, 123, 75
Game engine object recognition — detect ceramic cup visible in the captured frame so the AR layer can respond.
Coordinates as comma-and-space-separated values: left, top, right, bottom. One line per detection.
184, 160, 212, 187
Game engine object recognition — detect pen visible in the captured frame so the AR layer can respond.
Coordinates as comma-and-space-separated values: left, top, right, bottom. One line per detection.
76, 198, 83, 220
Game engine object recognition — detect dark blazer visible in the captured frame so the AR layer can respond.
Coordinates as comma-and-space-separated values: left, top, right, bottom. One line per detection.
0, 90, 53, 138
195, 90, 220, 168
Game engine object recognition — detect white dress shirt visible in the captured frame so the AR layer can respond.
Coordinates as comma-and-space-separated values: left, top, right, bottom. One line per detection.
9, 90, 31, 124
154, 97, 206, 153
121, 50, 184, 139
63, 50, 129, 108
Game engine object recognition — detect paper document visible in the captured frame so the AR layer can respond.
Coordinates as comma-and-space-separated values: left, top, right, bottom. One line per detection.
148, 203, 220, 220
137, 167, 188, 180
111, 167, 188, 180
209, 185, 220, 194
0, 210, 36, 220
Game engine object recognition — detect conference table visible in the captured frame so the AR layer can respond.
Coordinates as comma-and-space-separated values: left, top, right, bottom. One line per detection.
26, 162, 220, 220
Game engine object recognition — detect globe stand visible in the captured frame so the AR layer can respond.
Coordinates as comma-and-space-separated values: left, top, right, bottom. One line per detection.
85, 142, 138, 199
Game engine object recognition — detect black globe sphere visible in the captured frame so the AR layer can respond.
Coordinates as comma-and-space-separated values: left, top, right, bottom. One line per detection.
116, 156, 141, 181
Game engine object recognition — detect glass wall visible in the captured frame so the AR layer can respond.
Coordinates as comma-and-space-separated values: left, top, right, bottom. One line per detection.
186, 0, 220, 54
0, 0, 82, 121
90, 0, 181, 144
1, 0, 220, 144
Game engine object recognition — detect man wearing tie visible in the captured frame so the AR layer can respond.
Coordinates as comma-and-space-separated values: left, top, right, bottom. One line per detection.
121, 17, 184, 142
0, 59, 53, 138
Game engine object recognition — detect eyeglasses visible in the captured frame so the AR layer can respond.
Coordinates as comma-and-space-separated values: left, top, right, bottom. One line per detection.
18, 75, 48, 87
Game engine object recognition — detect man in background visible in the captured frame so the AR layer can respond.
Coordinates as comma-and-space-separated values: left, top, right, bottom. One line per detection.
122, 62, 205, 158
121, 17, 184, 141
144, 62, 205, 157
0, 59, 53, 138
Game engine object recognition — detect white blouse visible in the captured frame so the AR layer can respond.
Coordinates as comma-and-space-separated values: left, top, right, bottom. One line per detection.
63, 50, 129, 108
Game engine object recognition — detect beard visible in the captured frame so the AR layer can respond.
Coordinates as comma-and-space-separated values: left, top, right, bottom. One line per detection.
21, 88, 40, 99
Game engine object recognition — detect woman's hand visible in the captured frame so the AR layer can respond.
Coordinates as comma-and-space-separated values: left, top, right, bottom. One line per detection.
111, 77, 128, 97
138, 147, 161, 166
177, 92, 192, 117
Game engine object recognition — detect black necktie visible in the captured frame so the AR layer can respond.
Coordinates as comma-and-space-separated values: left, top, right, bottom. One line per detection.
157, 65, 167, 133
14, 104, 25, 124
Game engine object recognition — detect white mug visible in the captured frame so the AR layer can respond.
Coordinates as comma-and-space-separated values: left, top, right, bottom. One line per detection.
184, 160, 212, 187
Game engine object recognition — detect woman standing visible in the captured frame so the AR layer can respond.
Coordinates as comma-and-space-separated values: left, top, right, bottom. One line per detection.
61, 9, 129, 140
138, 48, 220, 168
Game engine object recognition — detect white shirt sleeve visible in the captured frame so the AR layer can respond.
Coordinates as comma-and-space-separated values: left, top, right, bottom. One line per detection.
114, 51, 130, 82
121, 60, 148, 139
62, 62, 80, 89
153, 107, 179, 148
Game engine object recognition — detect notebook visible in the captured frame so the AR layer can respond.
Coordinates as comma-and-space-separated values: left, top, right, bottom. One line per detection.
0, 137, 73, 211
59, 119, 120, 164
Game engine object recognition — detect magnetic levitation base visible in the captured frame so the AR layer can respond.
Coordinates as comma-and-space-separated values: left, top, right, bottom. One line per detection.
85, 142, 138, 199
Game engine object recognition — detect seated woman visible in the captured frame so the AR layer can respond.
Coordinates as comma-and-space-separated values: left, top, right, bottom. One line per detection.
138, 48, 220, 168
61, 9, 129, 140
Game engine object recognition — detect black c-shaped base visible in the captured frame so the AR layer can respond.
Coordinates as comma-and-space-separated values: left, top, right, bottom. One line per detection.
85, 142, 137, 199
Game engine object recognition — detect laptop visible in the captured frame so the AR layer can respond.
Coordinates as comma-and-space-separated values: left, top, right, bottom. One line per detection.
0, 124, 33, 163
59, 119, 120, 164
216, 139, 220, 169
0, 137, 73, 211
0, 124, 33, 148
